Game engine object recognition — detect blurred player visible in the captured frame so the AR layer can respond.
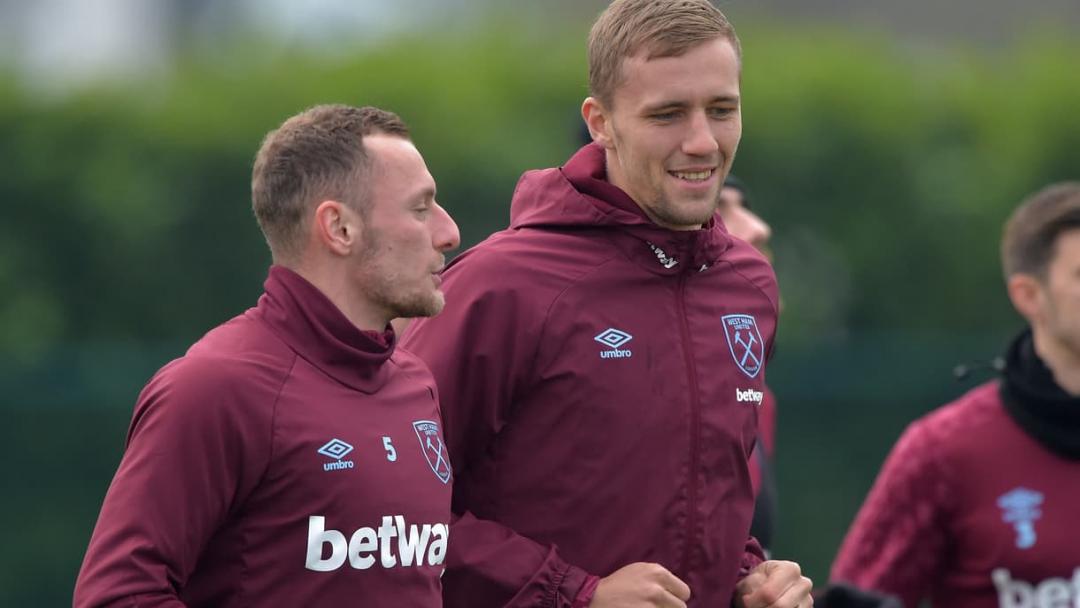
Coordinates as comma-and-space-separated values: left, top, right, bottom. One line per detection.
831, 182, 1080, 606
74, 104, 460, 607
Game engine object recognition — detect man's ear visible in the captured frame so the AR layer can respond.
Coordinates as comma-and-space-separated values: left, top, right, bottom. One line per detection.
313, 200, 360, 256
582, 97, 614, 149
1007, 273, 1043, 323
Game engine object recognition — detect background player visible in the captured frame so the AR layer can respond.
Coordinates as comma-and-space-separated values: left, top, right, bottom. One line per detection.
830, 182, 1080, 606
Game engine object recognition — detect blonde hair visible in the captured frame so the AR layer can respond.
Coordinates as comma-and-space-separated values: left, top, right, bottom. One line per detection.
588, 0, 741, 107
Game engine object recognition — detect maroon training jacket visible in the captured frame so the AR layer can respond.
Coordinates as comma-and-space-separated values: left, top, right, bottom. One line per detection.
402, 143, 778, 607
74, 266, 452, 607
831, 381, 1080, 607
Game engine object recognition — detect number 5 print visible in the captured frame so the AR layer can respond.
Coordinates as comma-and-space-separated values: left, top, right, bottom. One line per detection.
382, 436, 397, 462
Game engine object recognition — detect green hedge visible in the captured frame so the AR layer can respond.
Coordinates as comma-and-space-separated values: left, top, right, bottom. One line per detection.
3, 24, 1079, 363
2, 21, 1078, 604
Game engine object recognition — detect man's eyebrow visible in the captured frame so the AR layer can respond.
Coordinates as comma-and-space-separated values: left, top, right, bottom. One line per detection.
643, 100, 688, 113
643, 95, 740, 112
414, 186, 436, 203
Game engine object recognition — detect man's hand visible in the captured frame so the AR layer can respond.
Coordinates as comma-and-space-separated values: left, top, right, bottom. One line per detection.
589, 562, 692, 608
735, 560, 813, 608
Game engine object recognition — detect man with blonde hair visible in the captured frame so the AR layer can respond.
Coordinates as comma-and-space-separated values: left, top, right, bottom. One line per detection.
403, 1, 813, 606
75, 104, 460, 606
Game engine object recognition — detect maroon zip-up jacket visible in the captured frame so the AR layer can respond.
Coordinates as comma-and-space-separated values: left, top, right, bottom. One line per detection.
402, 143, 778, 607
74, 266, 452, 607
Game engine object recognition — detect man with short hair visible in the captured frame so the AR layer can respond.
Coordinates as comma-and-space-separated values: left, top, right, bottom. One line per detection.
402, 2, 812, 606
74, 104, 460, 607
830, 182, 1080, 607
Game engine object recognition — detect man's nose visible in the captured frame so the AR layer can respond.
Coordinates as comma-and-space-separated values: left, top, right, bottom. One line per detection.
681, 110, 720, 157
433, 203, 461, 253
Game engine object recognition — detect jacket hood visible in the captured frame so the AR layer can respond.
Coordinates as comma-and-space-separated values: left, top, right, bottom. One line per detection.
509, 143, 733, 273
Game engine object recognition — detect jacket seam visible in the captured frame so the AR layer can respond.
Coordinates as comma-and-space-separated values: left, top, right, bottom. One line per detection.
517, 245, 623, 397
235, 351, 296, 607
716, 258, 781, 359
718, 258, 780, 319
917, 403, 961, 520
501, 245, 620, 526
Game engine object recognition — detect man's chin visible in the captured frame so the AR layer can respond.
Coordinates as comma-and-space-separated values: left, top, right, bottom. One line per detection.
658, 210, 720, 230
662, 196, 720, 222
392, 292, 444, 320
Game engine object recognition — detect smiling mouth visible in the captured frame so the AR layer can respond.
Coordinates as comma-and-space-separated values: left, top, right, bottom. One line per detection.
669, 169, 715, 182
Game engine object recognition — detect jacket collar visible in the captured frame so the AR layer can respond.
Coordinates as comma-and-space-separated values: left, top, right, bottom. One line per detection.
510, 143, 732, 275
1000, 327, 1080, 460
254, 265, 395, 394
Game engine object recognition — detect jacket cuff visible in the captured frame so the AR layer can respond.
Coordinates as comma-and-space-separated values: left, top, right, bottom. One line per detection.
570, 573, 601, 608
548, 562, 595, 608
738, 536, 766, 579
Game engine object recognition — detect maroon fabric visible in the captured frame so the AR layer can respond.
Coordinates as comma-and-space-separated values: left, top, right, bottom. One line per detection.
749, 388, 777, 495
572, 575, 602, 608
74, 266, 452, 607
831, 381, 1080, 607
403, 143, 779, 607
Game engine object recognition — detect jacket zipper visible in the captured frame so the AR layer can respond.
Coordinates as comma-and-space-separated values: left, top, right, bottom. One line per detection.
676, 273, 701, 575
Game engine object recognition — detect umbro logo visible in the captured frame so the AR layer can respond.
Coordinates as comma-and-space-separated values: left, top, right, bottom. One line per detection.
318, 438, 356, 472
595, 328, 633, 359
998, 487, 1043, 549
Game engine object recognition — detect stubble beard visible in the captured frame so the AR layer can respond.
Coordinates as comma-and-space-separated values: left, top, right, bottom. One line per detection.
364, 264, 444, 321
390, 287, 444, 319
358, 228, 445, 322
651, 187, 722, 230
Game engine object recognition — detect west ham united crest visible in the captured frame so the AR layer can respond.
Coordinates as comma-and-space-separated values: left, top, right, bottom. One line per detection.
722, 314, 765, 378
412, 420, 451, 484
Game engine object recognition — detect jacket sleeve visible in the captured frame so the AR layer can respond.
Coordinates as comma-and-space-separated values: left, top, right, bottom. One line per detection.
73, 357, 274, 608
402, 254, 596, 608
828, 418, 949, 608
445, 512, 598, 607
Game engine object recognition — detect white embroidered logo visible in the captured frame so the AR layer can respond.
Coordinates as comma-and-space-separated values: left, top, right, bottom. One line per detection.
594, 328, 633, 359
735, 388, 763, 405
317, 438, 355, 472
647, 243, 678, 269
305, 515, 449, 572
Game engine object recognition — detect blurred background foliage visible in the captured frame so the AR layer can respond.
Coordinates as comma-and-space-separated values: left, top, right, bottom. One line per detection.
2, 11, 1079, 605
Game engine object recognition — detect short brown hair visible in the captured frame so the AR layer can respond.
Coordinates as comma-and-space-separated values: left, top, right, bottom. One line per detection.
251, 104, 410, 262
1001, 182, 1080, 279
588, 0, 741, 107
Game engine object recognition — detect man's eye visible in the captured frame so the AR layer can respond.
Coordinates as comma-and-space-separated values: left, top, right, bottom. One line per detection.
709, 107, 735, 118
651, 112, 678, 121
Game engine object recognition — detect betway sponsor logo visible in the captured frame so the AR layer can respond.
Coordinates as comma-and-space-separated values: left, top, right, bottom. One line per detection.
305, 515, 449, 572
993, 567, 1080, 608
736, 388, 763, 405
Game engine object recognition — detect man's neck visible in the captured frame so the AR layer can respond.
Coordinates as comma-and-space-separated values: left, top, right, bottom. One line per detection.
1032, 327, 1080, 396
285, 261, 387, 332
